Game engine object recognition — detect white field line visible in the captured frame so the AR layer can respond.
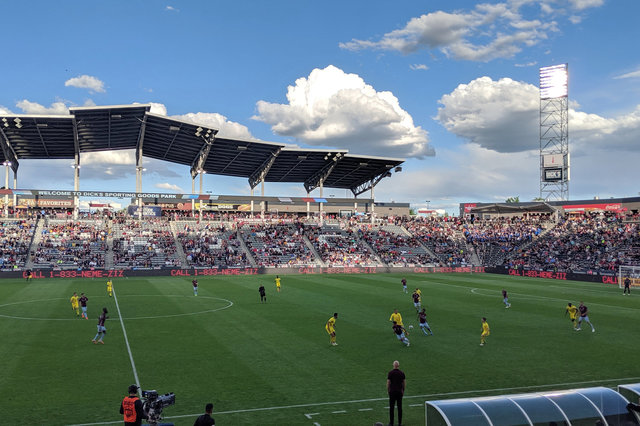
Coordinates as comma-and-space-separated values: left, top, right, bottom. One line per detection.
67, 376, 640, 426
112, 286, 142, 395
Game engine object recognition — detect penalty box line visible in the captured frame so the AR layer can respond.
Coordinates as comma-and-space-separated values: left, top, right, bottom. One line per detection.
112, 286, 142, 395
68, 375, 640, 426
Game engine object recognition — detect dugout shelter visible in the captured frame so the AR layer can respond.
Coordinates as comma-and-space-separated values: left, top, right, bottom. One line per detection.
426, 386, 639, 425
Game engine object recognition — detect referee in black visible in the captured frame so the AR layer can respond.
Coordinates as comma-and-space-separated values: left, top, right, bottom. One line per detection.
624, 277, 631, 295
387, 360, 406, 426
194, 403, 215, 426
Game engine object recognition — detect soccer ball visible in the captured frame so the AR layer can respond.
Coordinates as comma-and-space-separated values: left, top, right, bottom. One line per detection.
408, 325, 414, 329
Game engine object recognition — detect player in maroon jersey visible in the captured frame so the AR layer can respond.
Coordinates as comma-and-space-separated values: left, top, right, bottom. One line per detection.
502, 289, 511, 308
401, 278, 407, 293
412, 290, 421, 312
92, 307, 109, 344
392, 321, 410, 346
79, 293, 89, 319
192, 279, 198, 296
417, 308, 433, 336
576, 301, 595, 332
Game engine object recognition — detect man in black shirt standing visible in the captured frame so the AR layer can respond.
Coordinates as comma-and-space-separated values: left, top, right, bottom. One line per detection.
387, 360, 406, 426
258, 285, 266, 303
194, 403, 215, 426
624, 277, 631, 295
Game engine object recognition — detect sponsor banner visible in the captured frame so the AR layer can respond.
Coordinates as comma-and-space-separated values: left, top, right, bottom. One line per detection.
486, 267, 617, 285
463, 203, 477, 213
127, 205, 162, 217
562, 203, 622, 212
2, 266, 486, 280
18, 198, 75, 208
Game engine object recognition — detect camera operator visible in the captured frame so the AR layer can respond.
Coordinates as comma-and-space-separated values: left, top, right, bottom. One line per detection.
120, 385, 147, 426
193, 403, 215, 426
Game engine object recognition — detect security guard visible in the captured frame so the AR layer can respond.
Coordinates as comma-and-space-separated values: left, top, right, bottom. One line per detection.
120, 384, 146, 426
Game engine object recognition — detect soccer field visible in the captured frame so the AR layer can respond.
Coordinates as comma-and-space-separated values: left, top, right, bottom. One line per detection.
1, 272, 639, 425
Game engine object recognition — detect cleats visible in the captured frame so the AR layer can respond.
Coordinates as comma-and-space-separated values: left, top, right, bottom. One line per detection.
92, 340, 96, 344
480, 343, 485, 346
99, 340, 105, 344
592, 329, 595, 333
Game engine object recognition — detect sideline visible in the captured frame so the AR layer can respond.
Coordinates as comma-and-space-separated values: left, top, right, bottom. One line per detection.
112, 286, 142, 396
67, 376, 640, 425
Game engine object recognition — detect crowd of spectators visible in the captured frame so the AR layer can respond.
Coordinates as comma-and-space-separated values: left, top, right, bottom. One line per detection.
404, 217, 472, 267
360, 226, 434, 266
0, 219, 35, 270
32, 220, 107, 269
177, 221, 249, 267
112, 219, 181, 268
503, 212, 640, 273
305, 225, 382, 267
242, 222, 315, 267
2, 210, 639, 273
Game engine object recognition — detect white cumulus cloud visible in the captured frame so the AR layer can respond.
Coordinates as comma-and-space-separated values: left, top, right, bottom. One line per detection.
64, 75, 106, 93
16, 100, 69, 115
410, 64, 429, 71
155, 182, 183, 192
436, 76, 640, 155
339, 1, 605, 62
173, 112, 255, 140
253, 65, 433, 158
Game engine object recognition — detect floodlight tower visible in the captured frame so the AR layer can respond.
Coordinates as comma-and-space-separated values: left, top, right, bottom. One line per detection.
539, 64, 569, 201
540, 64, 571, 200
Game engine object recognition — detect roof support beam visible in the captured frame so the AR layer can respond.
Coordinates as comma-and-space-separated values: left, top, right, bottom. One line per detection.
135, 114, 148, 167
304, 155, 344, 193
34, 118, 50, 157
72, 116, 81, 165
351, 168, 393, 196
0, 126, 19, 174
249, 147, 282, 189
190, 133, 216, 179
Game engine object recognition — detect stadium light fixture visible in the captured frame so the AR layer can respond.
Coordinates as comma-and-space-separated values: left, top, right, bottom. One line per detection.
540, 64, 568, 100
359, 162, 369, 167
2, 118, 8, 127
169, 126, 180, 132
111, 114, 122, 119
14, 118, 22, 129
297, 155, 307, 160
37, 123, 48, 128
195, 127, 203, 137
2, 161, 11, 167
237, 146, 248, 151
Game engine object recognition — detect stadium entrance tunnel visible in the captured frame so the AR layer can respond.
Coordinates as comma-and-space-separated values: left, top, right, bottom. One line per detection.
425, 386, 640, 425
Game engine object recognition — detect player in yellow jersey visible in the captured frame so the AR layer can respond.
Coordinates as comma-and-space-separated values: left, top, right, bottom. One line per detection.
480, 317, 490, 346
389, 309, 404, 327
106, 279, 113, 297
275, 275, 281, 293
326, 313, 338, 346
565, 302, 578, 330
70, 292, 80, 317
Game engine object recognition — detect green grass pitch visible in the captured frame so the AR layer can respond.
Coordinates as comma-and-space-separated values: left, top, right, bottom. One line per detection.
1, 273, 639, 425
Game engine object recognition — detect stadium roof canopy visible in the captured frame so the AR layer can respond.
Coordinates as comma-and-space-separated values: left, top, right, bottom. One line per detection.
0, 104, 403, 195
470, 202, 557, 214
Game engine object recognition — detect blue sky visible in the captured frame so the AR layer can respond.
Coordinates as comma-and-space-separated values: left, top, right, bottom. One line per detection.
2, 0, 639, 213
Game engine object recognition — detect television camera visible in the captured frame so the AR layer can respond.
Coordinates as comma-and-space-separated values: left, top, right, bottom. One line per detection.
141, 390, 175, 426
